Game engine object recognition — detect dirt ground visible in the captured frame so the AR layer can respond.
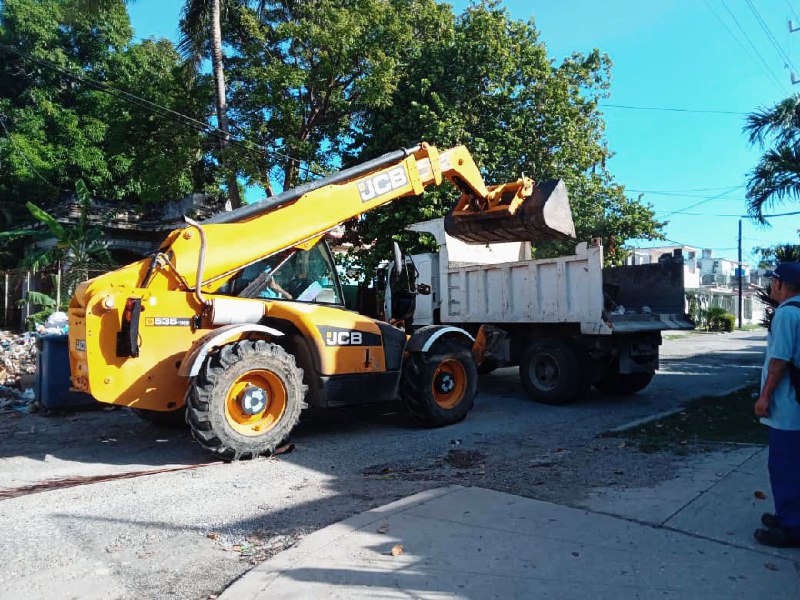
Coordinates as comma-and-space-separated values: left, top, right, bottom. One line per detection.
0, 330, 766, 599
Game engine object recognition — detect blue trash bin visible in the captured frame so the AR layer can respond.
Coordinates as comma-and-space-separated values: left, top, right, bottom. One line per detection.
36, 334, 97, 410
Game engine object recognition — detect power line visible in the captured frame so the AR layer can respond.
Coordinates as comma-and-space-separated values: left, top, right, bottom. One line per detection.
705, 0, 784, 93
720, 0, 789, 93
599, 103, 747, 116
660, 185, 745, 216
0, 43, 323, 179
632, 191, 745, 200
654, 209, 800, 218
744, 0, 798, 72
627, 185, 743, 193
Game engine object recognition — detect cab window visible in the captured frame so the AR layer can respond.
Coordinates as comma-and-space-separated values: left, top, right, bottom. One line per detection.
218, 242, 342, 305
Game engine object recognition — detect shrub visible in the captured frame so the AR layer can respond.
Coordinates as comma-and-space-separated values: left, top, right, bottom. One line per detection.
721, 313, 736, 332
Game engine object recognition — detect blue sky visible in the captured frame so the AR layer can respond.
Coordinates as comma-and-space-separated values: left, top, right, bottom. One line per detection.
128, 0, 800, 265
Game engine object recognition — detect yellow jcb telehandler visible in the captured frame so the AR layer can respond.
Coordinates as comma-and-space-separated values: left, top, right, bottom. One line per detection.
68, 143, 574, 459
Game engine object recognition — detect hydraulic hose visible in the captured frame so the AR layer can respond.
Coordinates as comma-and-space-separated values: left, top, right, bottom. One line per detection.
183, 216, 212, 308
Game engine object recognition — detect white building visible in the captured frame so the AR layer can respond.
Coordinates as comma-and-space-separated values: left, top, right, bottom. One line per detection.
698, 249, 750, 287
626, 245, 764, 325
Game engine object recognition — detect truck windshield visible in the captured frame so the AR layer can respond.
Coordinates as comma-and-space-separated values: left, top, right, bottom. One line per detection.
219, 242, 342, 305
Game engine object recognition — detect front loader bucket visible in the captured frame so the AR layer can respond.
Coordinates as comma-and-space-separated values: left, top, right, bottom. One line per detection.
444, 179, 575, 244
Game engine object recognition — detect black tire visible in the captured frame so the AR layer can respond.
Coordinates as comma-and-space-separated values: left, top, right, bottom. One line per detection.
186, 340, 307, 461
401, 341, 478, 427
594, 366, 653, 395
131, 407, 187, 428
519, 339, 587, 405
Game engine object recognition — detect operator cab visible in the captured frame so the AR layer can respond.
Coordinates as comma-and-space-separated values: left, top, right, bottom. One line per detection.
218, 240, 344, 306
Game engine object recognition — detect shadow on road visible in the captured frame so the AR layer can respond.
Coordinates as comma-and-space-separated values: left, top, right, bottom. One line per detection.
0, 339, 766, 472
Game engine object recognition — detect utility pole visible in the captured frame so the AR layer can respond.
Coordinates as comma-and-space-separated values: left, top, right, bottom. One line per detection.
738, 218, 743, 330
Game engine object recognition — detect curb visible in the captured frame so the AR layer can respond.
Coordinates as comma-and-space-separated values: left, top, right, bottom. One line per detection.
219, 485, 464, 599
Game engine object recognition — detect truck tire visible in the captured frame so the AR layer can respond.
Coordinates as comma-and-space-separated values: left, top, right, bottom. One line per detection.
401, 341, 477, 427
519, 340, 587, 405
186, 340, 307, 461
131, 407, 187, 428
594, 367, 653, 395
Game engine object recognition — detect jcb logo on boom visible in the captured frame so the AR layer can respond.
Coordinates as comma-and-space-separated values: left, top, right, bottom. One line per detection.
325, 331, 363, 346
358, 167, 408, 202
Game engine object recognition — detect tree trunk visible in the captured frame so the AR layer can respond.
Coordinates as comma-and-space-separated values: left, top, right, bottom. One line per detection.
210, 0, 242, 209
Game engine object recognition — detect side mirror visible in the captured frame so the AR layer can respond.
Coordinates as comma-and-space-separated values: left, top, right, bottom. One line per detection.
392, 241, 403, 278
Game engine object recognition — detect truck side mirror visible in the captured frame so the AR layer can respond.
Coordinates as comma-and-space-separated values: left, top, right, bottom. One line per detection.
392, 241, 403, 279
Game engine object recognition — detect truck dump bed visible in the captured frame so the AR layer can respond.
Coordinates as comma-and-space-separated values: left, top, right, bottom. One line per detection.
602, 259, 695, 332
408, 219, 693, 335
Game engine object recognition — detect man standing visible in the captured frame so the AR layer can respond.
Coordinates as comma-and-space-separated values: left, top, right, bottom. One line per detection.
754, 262, 800, 547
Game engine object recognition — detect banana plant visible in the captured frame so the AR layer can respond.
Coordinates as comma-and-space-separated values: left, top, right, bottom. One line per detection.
1, 179, 114, 312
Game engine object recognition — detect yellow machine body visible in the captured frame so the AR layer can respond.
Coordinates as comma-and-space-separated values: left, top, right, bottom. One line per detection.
68, 143, 575, 412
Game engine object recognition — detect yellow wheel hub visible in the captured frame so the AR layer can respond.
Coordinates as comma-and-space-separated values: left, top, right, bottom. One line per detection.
224, 369, 287, 436
432, 359, 467, 409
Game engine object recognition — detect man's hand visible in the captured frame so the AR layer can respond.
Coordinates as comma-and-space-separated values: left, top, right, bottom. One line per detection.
755, 393, 770, 418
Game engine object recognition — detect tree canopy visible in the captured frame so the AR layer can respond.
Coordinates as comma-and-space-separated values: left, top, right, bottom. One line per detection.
745, 95, 800, 223
342, 1, 662, 272
0, 0, 663, 274
0, 0, 217, 227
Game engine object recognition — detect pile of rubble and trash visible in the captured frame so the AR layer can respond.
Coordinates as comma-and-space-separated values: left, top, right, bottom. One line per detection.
0, 330, 37, 410
0, 312, 69, 411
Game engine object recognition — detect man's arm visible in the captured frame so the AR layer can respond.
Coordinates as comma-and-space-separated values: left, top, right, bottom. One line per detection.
755, 358, 789, 417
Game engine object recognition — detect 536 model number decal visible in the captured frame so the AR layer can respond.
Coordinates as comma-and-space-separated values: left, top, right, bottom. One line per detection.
145, 317, 191, 327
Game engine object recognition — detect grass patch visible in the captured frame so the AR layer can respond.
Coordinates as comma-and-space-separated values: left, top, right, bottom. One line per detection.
608, 381, 767, 453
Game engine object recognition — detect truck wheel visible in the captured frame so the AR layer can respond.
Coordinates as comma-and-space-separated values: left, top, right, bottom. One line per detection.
131, 407, 186, 428
186, 340, 307, 461
519, 340, 587, 405
402, 341, 477, 427
594, 367, 653, 395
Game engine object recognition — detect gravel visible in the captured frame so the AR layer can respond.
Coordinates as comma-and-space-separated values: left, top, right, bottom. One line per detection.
0, 330, 766, 599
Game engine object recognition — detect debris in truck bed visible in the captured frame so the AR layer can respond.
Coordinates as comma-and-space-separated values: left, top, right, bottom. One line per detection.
0, 331, 37, 388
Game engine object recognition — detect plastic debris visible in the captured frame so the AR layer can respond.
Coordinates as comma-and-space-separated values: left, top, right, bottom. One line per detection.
41, 311, 69, 335
0, 330, 37, 388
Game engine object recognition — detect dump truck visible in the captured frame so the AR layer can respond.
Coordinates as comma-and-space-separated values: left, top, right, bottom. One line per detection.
68, 143, 574, 460
374, 218, 694, 405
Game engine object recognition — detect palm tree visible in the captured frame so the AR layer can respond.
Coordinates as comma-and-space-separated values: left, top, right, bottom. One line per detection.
179, 0, 266, 210
744, 96, 800, 223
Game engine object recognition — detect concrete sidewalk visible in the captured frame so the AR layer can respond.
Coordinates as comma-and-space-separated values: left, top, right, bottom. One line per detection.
221, 448, 800, 599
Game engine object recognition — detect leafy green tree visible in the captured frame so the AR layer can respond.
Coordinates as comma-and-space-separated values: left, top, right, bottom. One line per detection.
0, 0, 216, 222
344, 0, 662, 274
227, 0, 429, 191
745, 96, 800, 222
178, 0, 268, 208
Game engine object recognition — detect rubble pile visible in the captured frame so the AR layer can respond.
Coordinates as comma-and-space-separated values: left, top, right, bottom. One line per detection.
0, 331, 37, 388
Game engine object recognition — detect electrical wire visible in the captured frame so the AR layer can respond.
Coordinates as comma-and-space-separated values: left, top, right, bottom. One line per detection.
660, 185, 745, 217
744, 0, 798, 72
720, 0, 789, 92
599, 103, 747, 116
627, 185, 744, 193
705, 0, 785, 93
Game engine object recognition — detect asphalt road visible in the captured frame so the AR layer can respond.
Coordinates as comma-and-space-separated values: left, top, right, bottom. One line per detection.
0, 330, 766, 599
